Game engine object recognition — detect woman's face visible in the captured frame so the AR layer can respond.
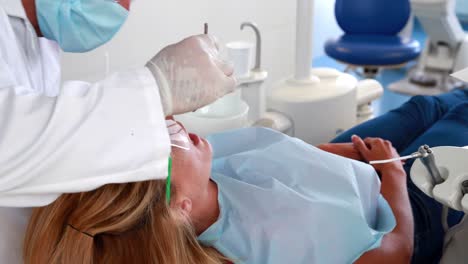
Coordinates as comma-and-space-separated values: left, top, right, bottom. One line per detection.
167, 120, 213, 201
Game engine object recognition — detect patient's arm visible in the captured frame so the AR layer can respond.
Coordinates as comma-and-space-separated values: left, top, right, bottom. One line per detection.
353, 136, 414, 264
355, 165, 413, 264
317, 143, 364, 161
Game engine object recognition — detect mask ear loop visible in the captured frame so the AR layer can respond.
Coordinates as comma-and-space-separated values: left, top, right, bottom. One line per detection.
166, 157, 172, 204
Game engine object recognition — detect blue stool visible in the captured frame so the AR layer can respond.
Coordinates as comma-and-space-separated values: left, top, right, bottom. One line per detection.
325, 0, 422, 77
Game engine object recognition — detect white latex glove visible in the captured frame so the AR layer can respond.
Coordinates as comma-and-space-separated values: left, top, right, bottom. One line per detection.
146, 34, 236, 116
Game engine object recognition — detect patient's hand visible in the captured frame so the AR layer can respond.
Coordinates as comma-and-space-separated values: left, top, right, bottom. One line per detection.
351, 135, 404, 174
317, 143, 364, 161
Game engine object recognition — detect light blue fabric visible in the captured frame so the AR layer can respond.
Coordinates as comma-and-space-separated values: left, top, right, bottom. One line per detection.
199, 128, 396, 264
35, 0, 129, 53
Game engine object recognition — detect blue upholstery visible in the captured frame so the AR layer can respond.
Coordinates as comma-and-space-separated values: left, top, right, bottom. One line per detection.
325, 35, 421, 66
335, 0, 411, 35
325, 0, 421, 67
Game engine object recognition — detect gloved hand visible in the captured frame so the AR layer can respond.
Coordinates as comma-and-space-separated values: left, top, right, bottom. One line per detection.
146, 34, 236, 116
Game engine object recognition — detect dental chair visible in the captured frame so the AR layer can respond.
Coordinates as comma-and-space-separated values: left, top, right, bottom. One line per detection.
325, 0, 422, 78
389, 0, 468, 95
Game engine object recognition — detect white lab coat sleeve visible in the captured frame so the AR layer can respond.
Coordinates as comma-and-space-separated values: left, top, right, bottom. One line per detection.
0, 67, 171, 207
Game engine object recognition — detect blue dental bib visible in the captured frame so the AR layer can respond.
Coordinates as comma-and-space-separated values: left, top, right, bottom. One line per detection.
199, 128, 395, 264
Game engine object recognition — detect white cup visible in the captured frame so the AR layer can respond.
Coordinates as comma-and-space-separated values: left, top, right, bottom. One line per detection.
226, 41, 254, 78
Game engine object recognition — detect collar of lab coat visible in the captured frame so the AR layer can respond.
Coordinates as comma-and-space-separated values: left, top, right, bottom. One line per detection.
0, 0, 28, 20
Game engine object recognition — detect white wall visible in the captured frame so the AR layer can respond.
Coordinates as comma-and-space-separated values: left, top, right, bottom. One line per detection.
312, 0, 342, 59
61, 0, 341, 88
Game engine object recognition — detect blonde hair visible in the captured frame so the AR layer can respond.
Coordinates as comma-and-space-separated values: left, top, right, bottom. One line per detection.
24, 180, 228, 264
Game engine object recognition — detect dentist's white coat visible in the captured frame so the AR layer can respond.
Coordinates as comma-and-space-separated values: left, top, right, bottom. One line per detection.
0, 1, 170, 262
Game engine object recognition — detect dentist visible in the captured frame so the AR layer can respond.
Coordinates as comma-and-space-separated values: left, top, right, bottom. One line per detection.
0, 0, 235, 262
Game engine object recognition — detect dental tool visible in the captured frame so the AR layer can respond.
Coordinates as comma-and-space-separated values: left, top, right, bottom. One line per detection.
418, 145, 445, 185
461, 180, 468, 196
410, 145, 468, 216
371, 145, 446, 186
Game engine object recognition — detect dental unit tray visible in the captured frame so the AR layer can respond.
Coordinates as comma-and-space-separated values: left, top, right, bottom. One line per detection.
411, 146, 468, 213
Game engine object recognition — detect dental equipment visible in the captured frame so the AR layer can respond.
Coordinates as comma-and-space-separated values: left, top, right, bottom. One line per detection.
418, 145, 445, 185
178, 1, 384, 142
176, 22, 294, 137
371, 145, 447, 186
241, 22, 262, 73
411, 146, 468, 212
325, 0, 421, 79
410, 146, 468, 264
389, 0, 468, 95
267, 0, 385, 146
204, 23, 208, 35
461, 180, 468, 196
370, 153, 424, 165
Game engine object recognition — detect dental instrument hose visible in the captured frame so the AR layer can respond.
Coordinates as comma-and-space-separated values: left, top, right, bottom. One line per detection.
371, 146, 453, 233
369, 152, 423, 165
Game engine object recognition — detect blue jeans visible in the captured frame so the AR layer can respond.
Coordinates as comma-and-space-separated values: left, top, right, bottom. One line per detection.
332, 89, 468, 264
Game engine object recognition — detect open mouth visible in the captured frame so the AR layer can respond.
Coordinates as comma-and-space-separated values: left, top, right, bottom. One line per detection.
189, 133, 201, 146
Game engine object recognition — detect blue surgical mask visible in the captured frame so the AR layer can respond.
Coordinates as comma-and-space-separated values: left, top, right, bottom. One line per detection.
35, 0, 129, 53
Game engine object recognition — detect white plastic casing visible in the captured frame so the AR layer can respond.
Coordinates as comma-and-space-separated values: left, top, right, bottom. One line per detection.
411, 146, 468, 213
268, 68, 358, 145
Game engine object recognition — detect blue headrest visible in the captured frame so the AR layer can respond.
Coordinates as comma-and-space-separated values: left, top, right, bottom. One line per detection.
335, 0, 411, 35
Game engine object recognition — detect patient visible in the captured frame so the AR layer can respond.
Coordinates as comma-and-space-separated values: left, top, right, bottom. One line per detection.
24, 89, 468, 264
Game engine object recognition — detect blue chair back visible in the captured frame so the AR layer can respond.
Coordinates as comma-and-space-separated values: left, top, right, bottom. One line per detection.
335, 0, 411, 35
